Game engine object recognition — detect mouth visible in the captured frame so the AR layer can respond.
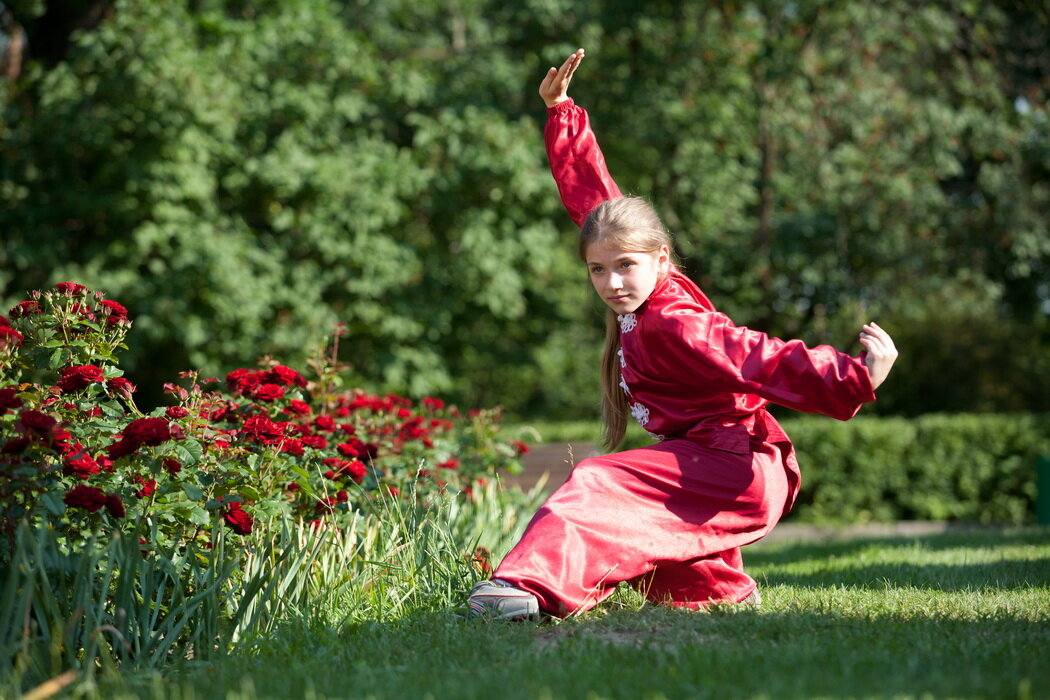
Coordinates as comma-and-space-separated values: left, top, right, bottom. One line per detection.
607, 294, 630, 304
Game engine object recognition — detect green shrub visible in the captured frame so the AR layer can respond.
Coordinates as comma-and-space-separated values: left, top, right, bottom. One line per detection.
761, 413, 1048, 524
516, 414, 1050, 525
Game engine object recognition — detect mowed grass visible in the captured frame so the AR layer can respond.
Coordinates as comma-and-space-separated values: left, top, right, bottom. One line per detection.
99, 527, 1048, 699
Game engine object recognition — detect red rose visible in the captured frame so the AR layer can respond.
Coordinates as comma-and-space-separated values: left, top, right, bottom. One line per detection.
439, 459, 460, 470
0, 325, 24, 348
56, 365, 105, 393
63, 452, 100, 478
123, 417, 171, 446
69, 303, 96, 321
512, 440, 530, 456
422, 397, 445, 411
222, 502, 254, 535
54, 282, 89, 296
241, 414, 284, 444
106, 377, 137, 400
162, 457, 182, 476
104, 493, 126, 519
300, 434, 327, 450
266, 365, 307, 387
99, 299, 128, 320
337, 439, 365, 459
64, 484, 107, 512
133, 476, 157, 499
2, 436, 30, 454
19, 409, 56, 434
0, 387, 23, 413
285, 400, 311, 416
8, 300, 41, 318
106, 437, 139, 459
314, 496, 338, 514
336, 490, 349, 503
252, 383, 285, 402
225, 368, 262, 395
312, 415, 336, 432
97, 455, 115, 473
165, 406, 189, 419
345, 460, 366, 482
280, 438, 304, 456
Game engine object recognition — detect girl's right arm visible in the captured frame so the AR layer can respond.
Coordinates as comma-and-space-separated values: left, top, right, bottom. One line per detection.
539, 49, 622, 226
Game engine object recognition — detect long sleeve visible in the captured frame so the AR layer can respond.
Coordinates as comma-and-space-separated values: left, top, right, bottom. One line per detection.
640, 300, 876, 422
545, 99, 623, 226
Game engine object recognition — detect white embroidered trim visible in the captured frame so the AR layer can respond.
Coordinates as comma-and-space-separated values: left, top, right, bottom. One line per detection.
646, 431, 665, 441
630, 402, 650, 427
619, 374, 631, 396
618, 314, 637, 333
617, 347, 626, 368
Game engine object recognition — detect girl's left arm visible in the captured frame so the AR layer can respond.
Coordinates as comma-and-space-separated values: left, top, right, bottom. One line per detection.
650, 309, 881, 420
540, 49, 622, 226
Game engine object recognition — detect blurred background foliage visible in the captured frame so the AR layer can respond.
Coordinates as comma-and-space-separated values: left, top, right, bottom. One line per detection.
0, 0, 1047, 419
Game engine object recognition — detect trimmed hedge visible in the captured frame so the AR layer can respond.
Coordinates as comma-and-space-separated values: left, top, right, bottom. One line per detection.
783, 413, 1049, 524
514, 413, 1050, 525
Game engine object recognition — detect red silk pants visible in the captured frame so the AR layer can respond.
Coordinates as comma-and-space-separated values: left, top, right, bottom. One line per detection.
493, 438, 798, 617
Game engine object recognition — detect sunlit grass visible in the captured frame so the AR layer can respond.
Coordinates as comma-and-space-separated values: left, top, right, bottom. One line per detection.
87, 527, 1048, 699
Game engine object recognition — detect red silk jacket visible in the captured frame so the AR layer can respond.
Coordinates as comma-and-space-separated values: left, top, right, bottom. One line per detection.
545, 98, 876, 453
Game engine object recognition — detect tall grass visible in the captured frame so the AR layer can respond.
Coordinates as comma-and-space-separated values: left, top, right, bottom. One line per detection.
0, 481, 547, 697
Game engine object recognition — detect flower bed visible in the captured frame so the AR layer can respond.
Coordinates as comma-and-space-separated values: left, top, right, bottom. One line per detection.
0, 282, 527, 557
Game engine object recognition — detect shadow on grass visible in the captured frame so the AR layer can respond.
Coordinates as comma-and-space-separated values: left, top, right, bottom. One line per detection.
746, 527, 1050, 591
159, 603, 1048, 700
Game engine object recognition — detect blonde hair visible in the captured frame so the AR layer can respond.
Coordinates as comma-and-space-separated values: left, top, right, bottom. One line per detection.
579, 197, 674, 450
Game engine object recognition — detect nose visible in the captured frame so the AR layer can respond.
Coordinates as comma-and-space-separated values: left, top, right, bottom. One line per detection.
608, 272, 624, 290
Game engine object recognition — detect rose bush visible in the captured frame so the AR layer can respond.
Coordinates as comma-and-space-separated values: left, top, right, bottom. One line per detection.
0, 282, 527, 558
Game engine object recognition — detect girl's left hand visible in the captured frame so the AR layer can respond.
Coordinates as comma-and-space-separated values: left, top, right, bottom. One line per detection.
539, 48, 585, 108
859, 322, 898, 390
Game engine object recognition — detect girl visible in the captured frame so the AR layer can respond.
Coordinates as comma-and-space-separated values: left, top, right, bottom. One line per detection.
468, 49, 898, 620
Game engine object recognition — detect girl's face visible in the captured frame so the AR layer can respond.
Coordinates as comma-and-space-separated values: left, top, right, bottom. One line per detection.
585, 239, 670, 314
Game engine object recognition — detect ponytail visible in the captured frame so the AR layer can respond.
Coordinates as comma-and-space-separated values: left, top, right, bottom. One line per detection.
599, 309, 629, 450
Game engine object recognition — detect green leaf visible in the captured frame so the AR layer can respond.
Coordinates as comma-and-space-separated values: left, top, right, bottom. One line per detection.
188, 505, 210, 526
182, 483, 204, 500
172, 438, 204, 466
40, 491, 66, 516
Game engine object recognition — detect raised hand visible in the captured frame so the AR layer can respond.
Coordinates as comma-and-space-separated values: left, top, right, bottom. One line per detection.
539, 48, 585, 108
858, 322, 898, 390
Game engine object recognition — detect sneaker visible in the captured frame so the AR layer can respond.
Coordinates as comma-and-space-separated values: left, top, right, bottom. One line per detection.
467, 580, 541, 621
740, 588, 763, 606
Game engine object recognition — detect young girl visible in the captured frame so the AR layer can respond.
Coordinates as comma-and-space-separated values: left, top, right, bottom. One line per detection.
468, 49, 898, 620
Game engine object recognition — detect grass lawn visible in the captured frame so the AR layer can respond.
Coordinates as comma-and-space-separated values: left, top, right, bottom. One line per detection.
101, 527, 1048, 699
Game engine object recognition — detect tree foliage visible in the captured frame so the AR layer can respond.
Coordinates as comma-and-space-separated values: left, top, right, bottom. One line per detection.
1, 0, 1047, 417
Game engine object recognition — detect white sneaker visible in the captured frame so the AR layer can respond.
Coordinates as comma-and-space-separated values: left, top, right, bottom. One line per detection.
740, 588, 763, 606
467, 580, 540, 621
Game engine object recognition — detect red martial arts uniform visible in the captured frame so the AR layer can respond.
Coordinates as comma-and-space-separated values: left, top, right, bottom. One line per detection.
493, 99, 877, 617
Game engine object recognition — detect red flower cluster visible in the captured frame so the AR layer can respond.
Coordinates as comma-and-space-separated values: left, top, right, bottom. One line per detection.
226, 366, 307, 401
8, 300, 41, 318
56, 365, 105, 393
241, 414, 286, 444
108, 417, 173, 459
54, 281, 88, 296
64, 484, 124, 518
99, 299, 128, 325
